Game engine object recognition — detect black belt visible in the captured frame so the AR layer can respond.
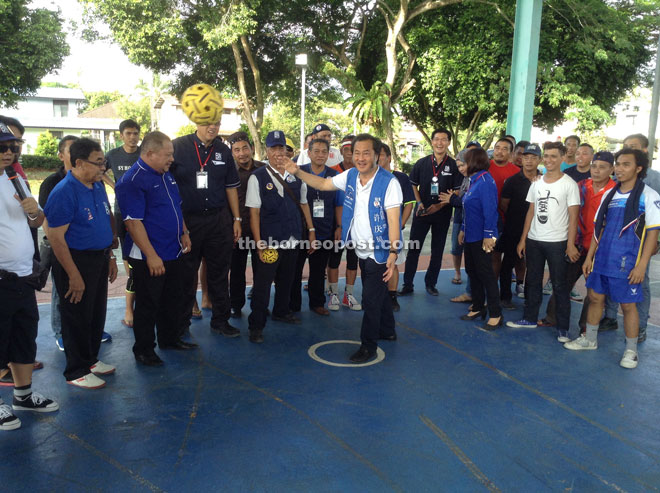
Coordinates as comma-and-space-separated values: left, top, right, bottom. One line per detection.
190, 208, 221, 216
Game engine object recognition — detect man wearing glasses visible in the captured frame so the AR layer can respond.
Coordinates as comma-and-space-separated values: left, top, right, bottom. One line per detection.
45, 138, 118, 389
171, 121, 242, 339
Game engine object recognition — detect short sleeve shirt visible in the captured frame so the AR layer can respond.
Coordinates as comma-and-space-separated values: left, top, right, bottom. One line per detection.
526, 174, 580, 242
501, 171, 535, 240
0, 172, 36, 276
106, 146, 141, 183
564, 166, 590, 183
409, 154, 461, 207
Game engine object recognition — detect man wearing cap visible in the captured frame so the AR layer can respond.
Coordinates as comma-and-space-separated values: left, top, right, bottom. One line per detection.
246, 131, 315, 343
512, 140, 530, 168
171, 121, 242, 339
0, 122, 59, 430
284, 133, 402, 364
498, 144, 542, 308
285, 138, 295, 159
227, 131, 265, 318
297, 124, 343, 167
116, 131, 193, 366
400, 128, 462, 296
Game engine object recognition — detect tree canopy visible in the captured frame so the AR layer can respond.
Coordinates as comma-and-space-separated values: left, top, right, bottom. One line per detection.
0, 0, 69, 107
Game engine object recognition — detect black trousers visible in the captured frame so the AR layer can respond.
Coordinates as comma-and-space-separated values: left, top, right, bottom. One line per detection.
248, 248, 298, 331
181, 209, 233, 333
499, 235, 519, 302
290, 245, 332, 311
464, 241, 502, 318
359, 258, 396, 351
52, 249, 108, 381
130, 257, 185, 356
403, 208, 452, 288
229, 239, 257, 312
545, 254, 587, 327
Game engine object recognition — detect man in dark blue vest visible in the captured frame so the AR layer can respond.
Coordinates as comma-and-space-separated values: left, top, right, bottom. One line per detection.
285, 134, 403, 363
245, 131, 316, 343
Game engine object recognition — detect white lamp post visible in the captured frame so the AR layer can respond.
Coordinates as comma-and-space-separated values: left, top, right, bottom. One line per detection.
295, 54, 308, 154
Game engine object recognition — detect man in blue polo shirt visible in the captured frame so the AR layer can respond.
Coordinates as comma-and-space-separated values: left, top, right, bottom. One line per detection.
45, 138, 118, 389
116, 131, 193, 366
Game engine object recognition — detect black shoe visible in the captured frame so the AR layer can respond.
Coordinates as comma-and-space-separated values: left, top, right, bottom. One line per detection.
135, 352, 164, 366
230, 308, 242, 318
425, 285, 439, 296
398, 285, 414, 296
271, 313, 301, 324
460, 309, 486, 321
349, 346, 377, 363
160, 339, 198, 350
500, 299, 515, 311
598, 317, 618, 332
380, 332, 397, 341
249, 329, 264, 343
483, 316, 503, 331
212, 323, 240, 338
390, 296, 400, 312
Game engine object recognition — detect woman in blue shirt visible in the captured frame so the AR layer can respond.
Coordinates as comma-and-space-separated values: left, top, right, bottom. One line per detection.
458, 148, 502, 329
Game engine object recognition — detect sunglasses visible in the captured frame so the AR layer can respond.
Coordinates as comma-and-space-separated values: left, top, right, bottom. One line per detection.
0, 144, 20, 154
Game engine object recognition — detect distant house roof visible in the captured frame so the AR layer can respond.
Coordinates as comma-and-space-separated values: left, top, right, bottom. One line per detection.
79, 101, 121, 119
33, 87, 86, 101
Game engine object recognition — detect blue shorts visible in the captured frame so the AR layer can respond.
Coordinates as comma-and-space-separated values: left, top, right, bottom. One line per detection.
450, 222, 463, 256
586, 272, 643, 304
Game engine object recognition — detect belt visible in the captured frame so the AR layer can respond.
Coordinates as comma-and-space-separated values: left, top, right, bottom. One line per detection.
192, 208, 221, 216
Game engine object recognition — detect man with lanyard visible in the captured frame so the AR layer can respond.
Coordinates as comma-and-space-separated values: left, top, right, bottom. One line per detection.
245, 131, 315, 343
297, 124, 343, 167
102, 119, 141, 331
116, 131, 193, 366
378, 143, 415, 311
0, 122, 59, 430
290, 138, 340, 316
227, 131, 265, 318
400, 128, 462, 296
285, 134, 402, 364
45, 138, 119, 389
171, 120, 242, 339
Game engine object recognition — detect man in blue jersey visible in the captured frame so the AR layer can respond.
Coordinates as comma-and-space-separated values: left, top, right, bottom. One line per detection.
564, 149, 660, 369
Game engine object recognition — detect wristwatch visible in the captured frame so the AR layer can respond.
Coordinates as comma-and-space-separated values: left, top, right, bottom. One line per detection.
233, 217, 242, 222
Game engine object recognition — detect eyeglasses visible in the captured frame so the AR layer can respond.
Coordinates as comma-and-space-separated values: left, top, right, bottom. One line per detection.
0, 144, 20, 154
82, 158, 108, 168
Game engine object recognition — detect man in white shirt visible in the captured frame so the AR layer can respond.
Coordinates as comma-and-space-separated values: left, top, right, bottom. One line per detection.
285, 134, 402, 363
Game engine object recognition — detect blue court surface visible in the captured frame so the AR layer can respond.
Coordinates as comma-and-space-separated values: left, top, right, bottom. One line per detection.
2, 270, 659, 492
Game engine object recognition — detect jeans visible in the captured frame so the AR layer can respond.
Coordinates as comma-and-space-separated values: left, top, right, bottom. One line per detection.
51, 274, 61, 338
523, 239, 570, 331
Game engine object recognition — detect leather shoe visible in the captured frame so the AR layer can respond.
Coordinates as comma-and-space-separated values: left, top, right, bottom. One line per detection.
311, 306, 330, 316
398, 285, 414, 296
271, 313, 301, 324
349, 346, 377, 363
160, 339, 198, 350
212, 323, 240, 338
379, 332, 397, 341
390, 296, 400, 312
249, 329, 264, 343
425, 285, 439, 296
230, 308, 242, 318
134, 352, 164, 366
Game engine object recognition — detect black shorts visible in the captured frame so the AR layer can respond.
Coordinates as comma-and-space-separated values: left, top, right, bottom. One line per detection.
328, 244, 358, 270
0, 277, 38, 367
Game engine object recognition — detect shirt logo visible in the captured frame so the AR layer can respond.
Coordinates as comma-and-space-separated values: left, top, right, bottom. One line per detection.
286, 175, 295, 183
104, 203, 110, 215
266, 182, 274, 190
213, 160, 225, 166
215, 152, 222, 160
654, 200, 660, 210
84, 207, 94, 221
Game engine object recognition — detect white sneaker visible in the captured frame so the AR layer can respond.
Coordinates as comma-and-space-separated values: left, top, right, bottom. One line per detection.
67, 373, 106, 389
342, 292, 362, 311
90, 360, 116, 375
328, 293, 340, 311
0, 404, 21, 431
564, 335, 597, 351
620, 349, 638, 369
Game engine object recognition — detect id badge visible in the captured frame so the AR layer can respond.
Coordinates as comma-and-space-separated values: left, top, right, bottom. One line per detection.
313, 199, 324, 218
196, 171, 208, 189
430, 182, 439, 196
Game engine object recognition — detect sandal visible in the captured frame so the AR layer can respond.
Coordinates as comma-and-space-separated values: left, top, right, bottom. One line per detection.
121, 319, 133, 328
191, 308, 203, 320
33, 361, 44, 371
537, 319, 554, 327
451, 277, 462, 285
450, 293, 472, 303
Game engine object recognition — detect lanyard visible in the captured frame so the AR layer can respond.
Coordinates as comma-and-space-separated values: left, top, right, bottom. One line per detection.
431, 154, 448, 178
468, 171, 488, 192
195, 143, 214, 172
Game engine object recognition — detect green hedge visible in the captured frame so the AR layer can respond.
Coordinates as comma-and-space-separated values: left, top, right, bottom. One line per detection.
21, 155, 61, 170
398, 161, 414, 175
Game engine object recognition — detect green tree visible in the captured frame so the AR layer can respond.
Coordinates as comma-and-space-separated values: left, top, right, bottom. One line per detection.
0, 0, 69, 107
176, 123, 197, 138
79, 91, 122, 113
116, 98, 151, 132
35, 131, 59, 157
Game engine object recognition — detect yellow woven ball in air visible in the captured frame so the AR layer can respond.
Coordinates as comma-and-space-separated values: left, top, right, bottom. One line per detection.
180, 83, 224, 125
261, 248, 279, 264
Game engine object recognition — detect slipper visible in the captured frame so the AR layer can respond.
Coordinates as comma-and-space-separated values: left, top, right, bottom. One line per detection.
121, 319, 133, 328
450, 294, 472, 303
191, 309, 203, 320
537, 319, 554, 327
451, 277, 462, 285
33, 361, 44, 371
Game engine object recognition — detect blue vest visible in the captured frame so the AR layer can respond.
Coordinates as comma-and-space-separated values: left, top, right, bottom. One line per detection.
253, 166, 303, 244
341, 166, 398, 264
300, 163, 338, 240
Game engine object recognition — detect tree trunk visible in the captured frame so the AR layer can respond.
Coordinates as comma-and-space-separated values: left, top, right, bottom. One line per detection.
230, 42, 265, 159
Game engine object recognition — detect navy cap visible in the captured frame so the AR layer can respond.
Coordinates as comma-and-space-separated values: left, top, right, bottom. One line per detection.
466, 140, 481, 148
312, 123, 331, 135
0, 122, 20, 142
523, 143, 542, 156
265, 130, 286, 148
593, 151, 614, 165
